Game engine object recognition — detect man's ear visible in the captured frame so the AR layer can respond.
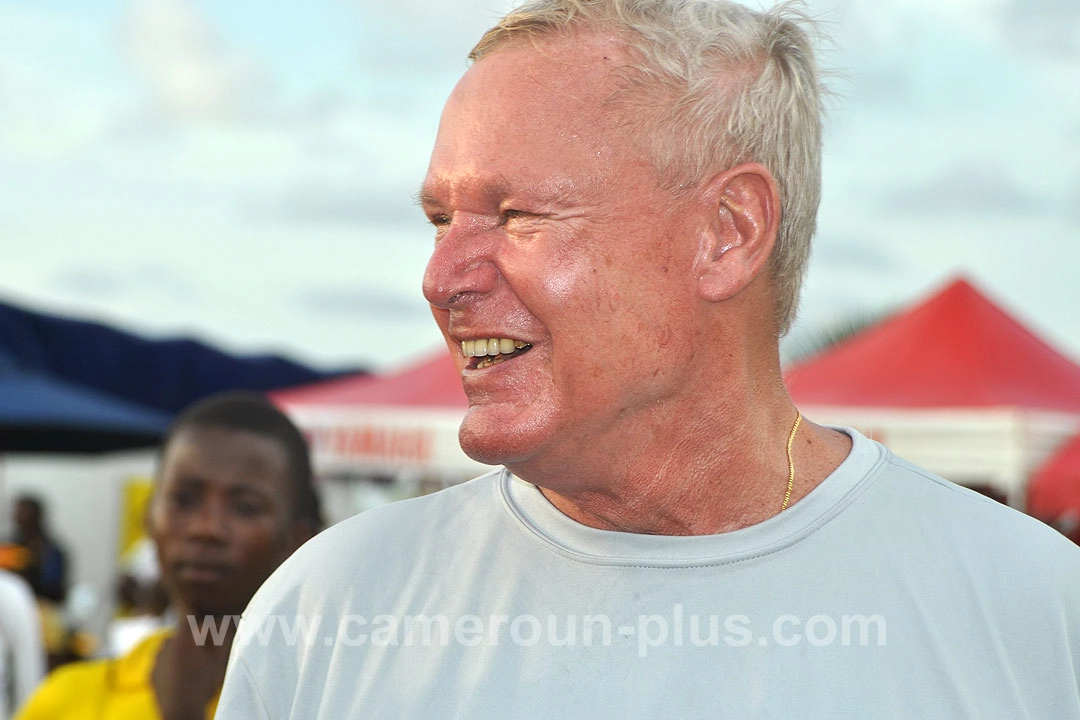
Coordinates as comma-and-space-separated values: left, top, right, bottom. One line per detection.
694, 162, 780, 302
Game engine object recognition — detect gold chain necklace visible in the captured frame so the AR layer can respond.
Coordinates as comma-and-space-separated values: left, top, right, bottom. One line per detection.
780, 410, 802, 512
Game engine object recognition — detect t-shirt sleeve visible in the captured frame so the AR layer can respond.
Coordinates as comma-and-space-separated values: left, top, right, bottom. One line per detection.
214, 653, 274, 720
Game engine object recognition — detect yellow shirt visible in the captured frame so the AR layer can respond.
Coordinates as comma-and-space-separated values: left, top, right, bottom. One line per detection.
14, 628, 219, 720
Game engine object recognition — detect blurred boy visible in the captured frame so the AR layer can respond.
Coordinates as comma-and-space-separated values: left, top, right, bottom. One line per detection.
15, 392, 321, 720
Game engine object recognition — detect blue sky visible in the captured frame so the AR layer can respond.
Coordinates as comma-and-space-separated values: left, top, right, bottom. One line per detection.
2, 0, 1078, 371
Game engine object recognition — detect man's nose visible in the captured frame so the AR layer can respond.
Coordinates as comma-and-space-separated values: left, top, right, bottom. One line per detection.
422, 214, 500, 309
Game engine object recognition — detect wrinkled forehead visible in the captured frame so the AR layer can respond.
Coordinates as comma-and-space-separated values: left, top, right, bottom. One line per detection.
425, 31, 650, 199
448, 30, 637, 133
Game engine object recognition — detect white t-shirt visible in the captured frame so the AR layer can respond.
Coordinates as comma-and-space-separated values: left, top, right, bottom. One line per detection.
218, 429, 1080, 718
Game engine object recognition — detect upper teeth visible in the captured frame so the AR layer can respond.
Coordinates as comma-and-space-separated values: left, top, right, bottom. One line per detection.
462, 338, 528, 357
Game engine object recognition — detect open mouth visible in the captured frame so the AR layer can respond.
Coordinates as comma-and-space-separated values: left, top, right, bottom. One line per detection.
461, 338, 532, 369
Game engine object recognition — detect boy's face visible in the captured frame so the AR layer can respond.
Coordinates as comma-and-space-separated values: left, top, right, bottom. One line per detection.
150, 425, 301, 618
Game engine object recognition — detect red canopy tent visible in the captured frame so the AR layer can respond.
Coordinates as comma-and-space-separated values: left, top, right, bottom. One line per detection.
270, 352, 484, 485
273, 352, 466, 409
784, 277, 1080, 506
1028, 433, 1080, 544
785, 277, 1080, 412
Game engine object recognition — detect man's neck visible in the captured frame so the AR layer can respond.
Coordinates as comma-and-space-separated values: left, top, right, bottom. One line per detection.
509, 319, 852, 535
526, 395, 852, 536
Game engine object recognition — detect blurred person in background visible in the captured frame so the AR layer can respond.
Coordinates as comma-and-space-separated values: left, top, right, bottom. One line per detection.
1, 496, 70, 669
7, 497, 68, 605
15, 391, 322, 720
109, 518, 172, 656
0, 569, 45, 719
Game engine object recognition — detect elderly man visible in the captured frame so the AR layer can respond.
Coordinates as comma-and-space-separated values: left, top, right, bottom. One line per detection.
217, 1, 1080, 717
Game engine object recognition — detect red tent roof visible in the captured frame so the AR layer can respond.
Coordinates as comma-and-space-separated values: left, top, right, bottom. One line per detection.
271, 351, 466, 408
1028, 432, 1080, 522
784, 277, 1080, 413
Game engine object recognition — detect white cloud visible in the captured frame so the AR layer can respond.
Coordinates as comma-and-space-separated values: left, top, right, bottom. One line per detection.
297, 285, 429, 321
812, 233, 902, 273
123, 0, 270, 122
0, 7, 130, 155
878, 161, 1049, 217
271, 181, 422, 227
1000, 0, 1080, 60
361, 0, 516, 40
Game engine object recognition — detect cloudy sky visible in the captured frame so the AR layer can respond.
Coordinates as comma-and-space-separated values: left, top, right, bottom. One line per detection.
2, 0, 1078, 372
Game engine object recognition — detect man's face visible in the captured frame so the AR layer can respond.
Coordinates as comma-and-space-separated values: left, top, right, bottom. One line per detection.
421, 33, 708, 482
14, 501, 38, 536
150, 425, 299, 618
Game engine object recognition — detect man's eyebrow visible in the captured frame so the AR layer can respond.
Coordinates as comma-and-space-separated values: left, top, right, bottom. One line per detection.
413, 175, 518, 210
414, 187, 439, 208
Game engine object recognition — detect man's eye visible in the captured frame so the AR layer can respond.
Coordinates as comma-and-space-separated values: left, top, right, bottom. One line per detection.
429, 214, 450, 240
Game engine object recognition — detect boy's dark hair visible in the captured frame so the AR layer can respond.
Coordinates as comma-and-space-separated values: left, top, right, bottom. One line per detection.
161, 391, 323, 531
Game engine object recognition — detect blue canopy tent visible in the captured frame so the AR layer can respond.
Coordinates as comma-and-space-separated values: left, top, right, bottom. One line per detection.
0, 299, 362, 416
0, 369, 170, 453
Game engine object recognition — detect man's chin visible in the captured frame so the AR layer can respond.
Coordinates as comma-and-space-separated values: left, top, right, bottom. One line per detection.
459, 435, 516, 467
459, 420, 539, 469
